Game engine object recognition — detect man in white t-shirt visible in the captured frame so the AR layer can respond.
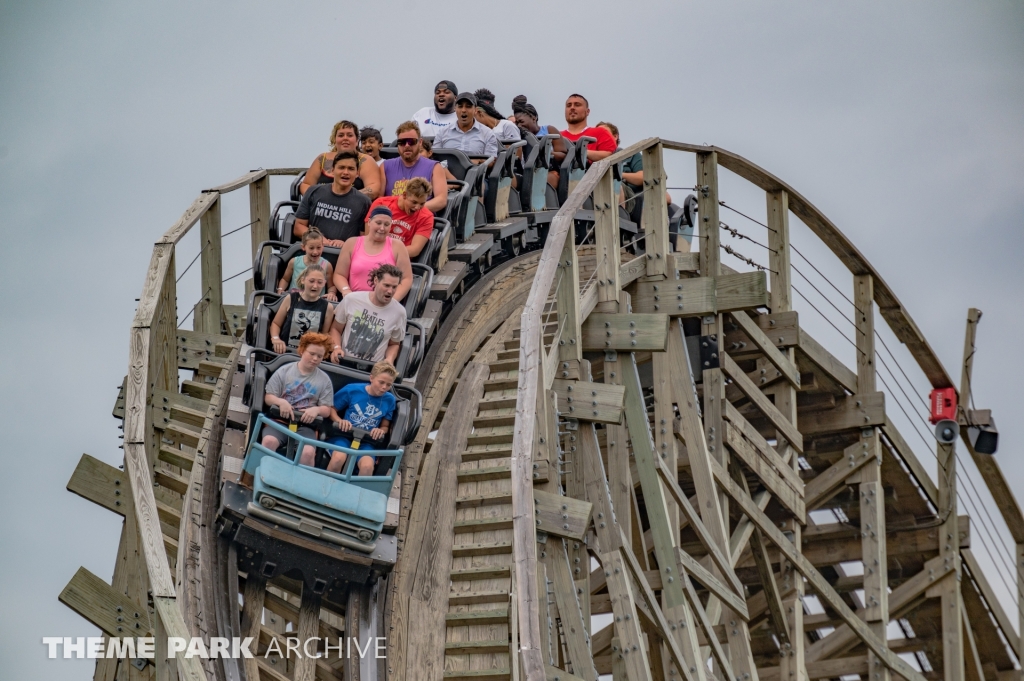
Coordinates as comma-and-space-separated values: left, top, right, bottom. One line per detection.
329, 264, 407, 365
411, 80, 458, 138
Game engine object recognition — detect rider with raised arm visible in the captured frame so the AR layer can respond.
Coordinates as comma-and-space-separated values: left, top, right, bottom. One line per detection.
432, 92, 500, 160
380, 121, 448, 213
412, 80, 458, 138
560, 94, 617, 162
293, 151, 372, 249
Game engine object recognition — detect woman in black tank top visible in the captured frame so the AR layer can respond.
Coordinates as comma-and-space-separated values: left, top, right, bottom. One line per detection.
270, 266, 335, 354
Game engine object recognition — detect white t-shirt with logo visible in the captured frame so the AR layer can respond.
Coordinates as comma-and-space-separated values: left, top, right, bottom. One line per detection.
412, 107, 456, 138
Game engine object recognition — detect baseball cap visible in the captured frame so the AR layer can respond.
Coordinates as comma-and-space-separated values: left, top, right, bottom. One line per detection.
455, 92, 477, 106
435, 80, 458, 94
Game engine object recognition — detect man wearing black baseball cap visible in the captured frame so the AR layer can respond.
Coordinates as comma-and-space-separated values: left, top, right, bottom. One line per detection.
412, 80, 458, 138
433, 91, 500, 159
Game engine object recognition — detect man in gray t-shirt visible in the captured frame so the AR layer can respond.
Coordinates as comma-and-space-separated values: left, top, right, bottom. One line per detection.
330, 265, 406, 365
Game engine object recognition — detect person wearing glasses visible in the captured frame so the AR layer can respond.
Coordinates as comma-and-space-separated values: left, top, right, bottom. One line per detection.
412, 80, 458, 138
380, 121, 448, 213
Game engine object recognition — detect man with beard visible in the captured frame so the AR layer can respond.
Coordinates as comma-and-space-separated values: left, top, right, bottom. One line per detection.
329, 264, 406, 365
433, 92, 499, 160
412, 80, 458, 138
560, 93, 617, 162
380, 121, 448, 213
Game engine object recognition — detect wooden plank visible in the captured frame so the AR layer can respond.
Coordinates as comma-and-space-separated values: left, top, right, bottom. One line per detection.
59, 567, 153, 637
729, 311, 799, 387
153, 596, 204, 681
601, 550, 655, 681
759, 656, 869, 681
798, 392, 886, 435
721, 352, 804, 453
552, 379, 624, 424
880, 417, 938, 508
294, 587, 322, 681
241, 574, 266, 681
67, 454, 128, 516
555, 234, 582, 363
721, 419, 804, 520
177, 329, 236, 370
594, 171, 621, 305
391, 362, 489, 681
157, 193, 219, 246
697, 151, 721, 277
797, 329, 858, 394
197, 195, 223, 333
961, 549, 1019, 658
550, 542, 598, 681
725, 310, 800, 353
709, 455, 928, 681
631, 271, 769, 316
204, 168, 267, 194
533, 490, 592, 541
804, 439, 878, 510
641, 143, 670, 278
581, 314, 669, 352
670, 252, 700, 273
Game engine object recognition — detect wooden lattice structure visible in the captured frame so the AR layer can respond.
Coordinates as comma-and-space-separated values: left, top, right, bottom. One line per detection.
60, 140, 1020, 681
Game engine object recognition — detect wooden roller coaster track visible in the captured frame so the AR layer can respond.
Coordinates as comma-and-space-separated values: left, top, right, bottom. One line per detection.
61, 140, 1020, 681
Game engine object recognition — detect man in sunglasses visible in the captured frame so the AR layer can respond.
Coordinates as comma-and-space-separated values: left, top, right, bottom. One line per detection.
380, 121, 448, 213
412, 80, 458, 138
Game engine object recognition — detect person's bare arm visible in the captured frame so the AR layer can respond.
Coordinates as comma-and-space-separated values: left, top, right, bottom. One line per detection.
264, 393, 293, 420
270, 296, 291, 354
325, 262, 337, 300
322, 304, 335, 336
300, 156, 322, 196
333, 241, 355, 296
385, 339, 400, 365
330, 317, 346, 362
549, 128, 567, 163
394, 242, 413, 302
426, 163, 448, 213
293, 218, 309, 240
622, 169, 643, 186
278, 260, 295, 293
586, 150, 613, 161
370, 417, 390, 442
359, 157, 382, 199
407, 234, 429, 258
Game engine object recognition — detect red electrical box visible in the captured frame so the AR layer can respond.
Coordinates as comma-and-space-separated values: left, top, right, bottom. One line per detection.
929, 388, 957, 425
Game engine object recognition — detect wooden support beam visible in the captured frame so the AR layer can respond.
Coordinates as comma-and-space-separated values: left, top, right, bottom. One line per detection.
880, 418, 938, 508
550, 539, 598, 681
710, 456, 928, 681
594, 170, 622, 307
804, 439, 877, 510
641, 143, 670, 278
631, 271, 769, 316
729, 311, 800, 388
293, 586, 323, 681
67, 454, 128, 516
556, 235, 582, 363
797, 329, 858, 395
721, 352, 804, 454
602, 550, 655, 681
249, 173, 271, 260
533, 490, 593, 541
721, 417, 805, 521
552, 379, 624, 424
581, 314, 669, 352
797, 392, 886, 435
760, 656, 870, 681
697, 152, 720, 278
197, 194, 223, 334
59, 567, 154, 638
241, 574, 267, 681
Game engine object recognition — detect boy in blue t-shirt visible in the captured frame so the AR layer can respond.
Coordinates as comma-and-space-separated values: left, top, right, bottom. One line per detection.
326, 361, 398, 475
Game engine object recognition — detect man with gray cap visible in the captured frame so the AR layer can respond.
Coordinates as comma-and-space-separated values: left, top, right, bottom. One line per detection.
433, 91, 500, 159
412, 80, 458, 138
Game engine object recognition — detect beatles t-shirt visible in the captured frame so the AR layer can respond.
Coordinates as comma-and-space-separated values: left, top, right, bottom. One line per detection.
295, 184, 371, 242
334, 291, 407, 362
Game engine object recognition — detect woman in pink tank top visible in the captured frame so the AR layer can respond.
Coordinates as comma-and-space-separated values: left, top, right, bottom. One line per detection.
333, 205, 414, 302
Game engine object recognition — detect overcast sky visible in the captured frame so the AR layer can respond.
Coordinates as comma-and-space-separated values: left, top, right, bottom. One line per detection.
1, 1, 1022, 678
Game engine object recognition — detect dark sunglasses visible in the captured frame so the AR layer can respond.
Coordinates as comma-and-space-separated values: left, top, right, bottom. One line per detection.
396, 138, 419, 147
